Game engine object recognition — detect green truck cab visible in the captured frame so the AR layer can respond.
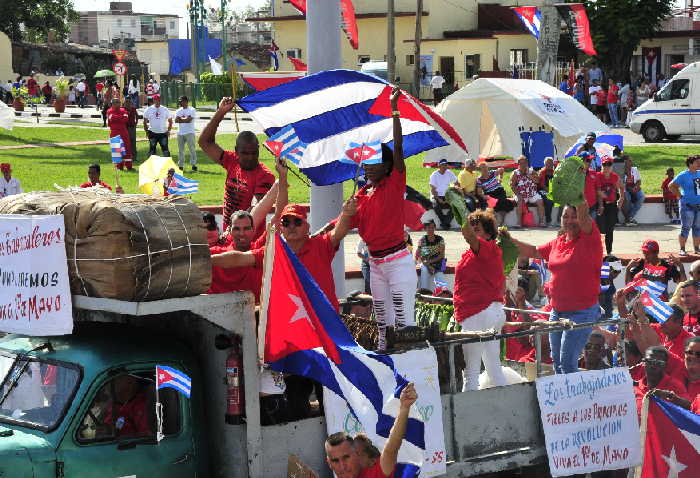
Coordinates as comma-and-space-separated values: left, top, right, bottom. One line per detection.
0, 324, 207, 478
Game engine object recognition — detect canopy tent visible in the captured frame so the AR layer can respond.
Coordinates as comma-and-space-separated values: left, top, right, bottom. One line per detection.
425, 78, 607, 167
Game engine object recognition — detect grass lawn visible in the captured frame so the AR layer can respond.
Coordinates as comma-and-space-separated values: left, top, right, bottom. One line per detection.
0, 126, 696, 205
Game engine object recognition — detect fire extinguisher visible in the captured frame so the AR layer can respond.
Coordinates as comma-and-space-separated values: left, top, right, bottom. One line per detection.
225, 342, 244, 425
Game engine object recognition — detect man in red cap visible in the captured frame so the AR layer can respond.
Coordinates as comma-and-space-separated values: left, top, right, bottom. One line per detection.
0, 163, 22, 199
625, 239, 686, 300
143, 94, 172, 157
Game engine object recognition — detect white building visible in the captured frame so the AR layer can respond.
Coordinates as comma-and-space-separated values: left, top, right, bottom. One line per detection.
70, 2, 179, 49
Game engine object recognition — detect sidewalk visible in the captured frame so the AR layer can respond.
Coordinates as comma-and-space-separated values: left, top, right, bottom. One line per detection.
0, 137, 149, 150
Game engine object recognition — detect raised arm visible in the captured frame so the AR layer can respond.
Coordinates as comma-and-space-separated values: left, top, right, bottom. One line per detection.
198, 97, 235, 165
390, 86, 405, 173
577, 201, 593, 235
329, 198, 358, 249
250, 181, 279, 229
499, 228, 540, 259
379, 383, 417, 476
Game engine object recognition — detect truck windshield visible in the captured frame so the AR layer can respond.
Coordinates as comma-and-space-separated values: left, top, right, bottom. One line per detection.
0, 352, 80, 431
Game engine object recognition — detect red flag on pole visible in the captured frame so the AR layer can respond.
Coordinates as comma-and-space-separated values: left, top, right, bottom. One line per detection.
555, 3, 597, 56
289, 57, 308, 71
340, 0, 359, 50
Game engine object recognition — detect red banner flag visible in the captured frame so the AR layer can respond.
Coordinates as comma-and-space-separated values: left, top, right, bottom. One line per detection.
289, 57, 308, 71
340, 0, 358, 50
555, 3, 597, 56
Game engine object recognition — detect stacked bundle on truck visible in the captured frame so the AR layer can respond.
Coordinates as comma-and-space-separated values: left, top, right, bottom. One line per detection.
0, 189, 211, 301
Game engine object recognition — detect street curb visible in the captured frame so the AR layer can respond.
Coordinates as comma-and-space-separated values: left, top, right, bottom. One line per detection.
13, 111, 253, 122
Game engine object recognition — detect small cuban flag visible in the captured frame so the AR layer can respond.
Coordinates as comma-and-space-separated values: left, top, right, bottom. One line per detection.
264, 125, 307, 164
342, 141, 383, 165
167, 173, 199, 195
640, 292, 675, 323
511, 6, 542, 39
634, 278, 666, 297
600, 262, 611, 292
156, 365, 191, 398
110, 135, 125, 164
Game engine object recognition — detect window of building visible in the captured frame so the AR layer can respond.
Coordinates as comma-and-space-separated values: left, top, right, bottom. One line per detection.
170, 21, 176, 30
358, 55, 370, 64
117, 18, 122, 27
464, 54, 480, 78
406, 54, 415, 66
510, 49, 528, 66
286, 48, 301, 59
131, 18, 136, 27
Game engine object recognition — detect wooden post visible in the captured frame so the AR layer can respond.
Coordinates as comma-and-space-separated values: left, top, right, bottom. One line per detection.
387, 0, 395, 83
231, 62, 239, 132
413, 0, 423, 97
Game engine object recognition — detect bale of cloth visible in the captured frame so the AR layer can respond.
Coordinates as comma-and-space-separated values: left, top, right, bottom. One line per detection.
0, 188, 211, 301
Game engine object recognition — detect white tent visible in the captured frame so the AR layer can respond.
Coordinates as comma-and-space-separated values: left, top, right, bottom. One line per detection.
0, 100, 12, 130
426, 78, 607, 165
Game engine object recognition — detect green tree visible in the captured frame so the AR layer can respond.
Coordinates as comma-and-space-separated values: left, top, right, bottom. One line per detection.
584, 0, 674, 81
0, 0, 79, 42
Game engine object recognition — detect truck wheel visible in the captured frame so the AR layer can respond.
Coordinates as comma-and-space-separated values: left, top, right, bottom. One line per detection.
666, 135, 681, 141
642, 121, 665, 142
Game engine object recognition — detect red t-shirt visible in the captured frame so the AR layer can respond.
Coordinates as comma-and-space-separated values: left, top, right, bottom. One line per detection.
518, 347, 553, 364
584, 171, 599, 208
651, 323, 695, 359
634, 374, 688, 418
692, 394, 700, 414
359, 461, 393, 478
208, 235, 266, 301
220, 151, 275, 229
595, 89, 607, 105
80, 181, 112, 191
597, 172, 620, 203
351, 169, 406, 252
684, 311, 700, 335
537, 222, 603, 311
453, 237, 505, 321
662, 177, 676, 201
96, 82, 104, 93
607, 84, 619, 104
103, 390, 150, 436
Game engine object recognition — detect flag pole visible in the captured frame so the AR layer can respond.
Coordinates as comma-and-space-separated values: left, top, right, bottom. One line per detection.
231, 62, 240, 132
634, 394, 651, 478
155, 366, 163, 443
257, 222, 276, 363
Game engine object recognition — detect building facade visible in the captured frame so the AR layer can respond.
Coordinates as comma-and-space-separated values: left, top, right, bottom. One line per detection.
70, 2, 179, 49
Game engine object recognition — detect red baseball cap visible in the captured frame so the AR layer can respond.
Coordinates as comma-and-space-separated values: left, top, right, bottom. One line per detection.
641, 239, 659, 252
280, 204, 307, 220
0, 163, 10, 173
153, 94, 161, 100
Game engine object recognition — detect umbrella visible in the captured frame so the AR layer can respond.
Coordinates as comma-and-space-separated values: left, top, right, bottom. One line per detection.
94, 70, 116, 78
138, 155, 182, 195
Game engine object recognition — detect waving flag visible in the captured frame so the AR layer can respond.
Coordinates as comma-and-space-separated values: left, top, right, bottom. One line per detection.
261, 233, 427, 475
237, 69, 466, 185
110, 135, 125, 164
343, 141, 382, 165
556, 3, 598, 57
156, 365, 192, 398
625, 277, 666, 297
640, 292, 674, 323
600, 262, 611, 292
269, 51, 279, 71
511, 6, 542, 39
640, 396, 700, 477
264, 125, 307, 164
239, 72, 306, 92
209, 55, 223, 75
167, 173, 199, 195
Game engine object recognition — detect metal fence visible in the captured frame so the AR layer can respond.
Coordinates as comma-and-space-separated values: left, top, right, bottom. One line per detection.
159, 81, 257, 109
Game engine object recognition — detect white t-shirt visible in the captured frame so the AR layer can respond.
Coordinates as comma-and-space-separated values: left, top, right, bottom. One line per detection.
429, 169, 457, 197
0, 177, 22, 198
152, 82, 160, 93
589, 85, 602, 105
127, 80, 139, 95
430, 75, 445, 89
76, 81, 86, 93
175, 106, 196, 135
144, 105, 172, 133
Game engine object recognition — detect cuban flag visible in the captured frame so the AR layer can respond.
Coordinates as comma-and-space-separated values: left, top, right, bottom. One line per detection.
262, 233, 426, 476
156, 365, 192, 398
167, 173, 199, 195
640, 396, 700, 477
342, 141, 382, 165
239, 72, 306, 92
600, 262, 611, 292
236, 69, 467, 186
269, 50, 279, 71
639, 292, 674, 323
633, 278, 666, 297
530, 258, 548, 286
511, 6, 542, 39
264, 125, 307, 165
110, 135, 125, 164
564, 132, 624, 160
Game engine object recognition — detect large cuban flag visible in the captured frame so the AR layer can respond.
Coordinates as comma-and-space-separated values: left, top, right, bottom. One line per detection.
261, 232, 428, 476
512, 6, 542, 39
237, 69, 467, 186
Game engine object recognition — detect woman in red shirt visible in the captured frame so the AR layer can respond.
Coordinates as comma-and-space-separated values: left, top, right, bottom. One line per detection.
453, 209, 507, 391
595, 156, 624, 254
350, 86, 416, 351
107, 97, 134, 170
505, 202, 603, 374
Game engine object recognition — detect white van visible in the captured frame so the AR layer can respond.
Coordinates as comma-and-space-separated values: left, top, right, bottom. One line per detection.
360, 61, 388, 81
630, 62, 700, 142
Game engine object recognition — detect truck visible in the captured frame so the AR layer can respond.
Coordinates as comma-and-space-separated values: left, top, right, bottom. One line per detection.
630, 61, 700, 142
0, 292, 552, 477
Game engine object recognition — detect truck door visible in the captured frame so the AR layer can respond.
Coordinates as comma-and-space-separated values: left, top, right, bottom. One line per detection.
56, 368, 196, 478
653, 77, 691, 135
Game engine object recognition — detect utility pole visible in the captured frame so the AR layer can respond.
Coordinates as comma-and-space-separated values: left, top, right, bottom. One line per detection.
536, 0, 560, 84
307, 0, 345, 299
387, 0, 395, 83
221, 0, 228, 74
413, 0, 423, 96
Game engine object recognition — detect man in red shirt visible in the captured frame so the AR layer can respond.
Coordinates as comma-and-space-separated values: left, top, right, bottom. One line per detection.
80, 164, 113, 191
102, 374, 150, 437
324, 383, 417, 478
95, 80, 104, 109
633, 346, 688, 418
650, 306, 695, 358
677, 280, 700, 335
107, 97, 134, 170
199, 97, 275, 230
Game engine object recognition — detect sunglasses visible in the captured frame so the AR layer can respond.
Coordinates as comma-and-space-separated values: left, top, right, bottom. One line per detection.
685, 350, 700, 358
643, 358, 666, 367
584, 343, 605, 350
281, 217, 303, 228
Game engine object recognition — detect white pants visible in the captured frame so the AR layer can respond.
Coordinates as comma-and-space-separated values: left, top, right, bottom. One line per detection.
177, 133, 197, 167
460, 302, 507, 391
370, 249, 417, 350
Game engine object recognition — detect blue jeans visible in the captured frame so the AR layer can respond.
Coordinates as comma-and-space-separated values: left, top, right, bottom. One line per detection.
130, 92, 139, 108
419, 264, 445, 291
549, 304, 599, 374
680, 202, 700, 238
624, 189, 645, 220
608, 103, 619, 125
